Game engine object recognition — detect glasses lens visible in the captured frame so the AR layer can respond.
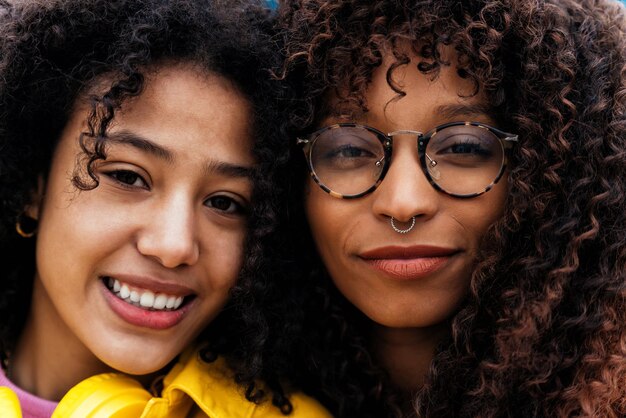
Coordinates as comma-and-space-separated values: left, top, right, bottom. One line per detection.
309, 126, 385, 196
425, 124, 504, 195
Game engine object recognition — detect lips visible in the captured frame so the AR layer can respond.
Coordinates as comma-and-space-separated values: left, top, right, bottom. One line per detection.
359, 245, 459, 280
100, 274, 195, 329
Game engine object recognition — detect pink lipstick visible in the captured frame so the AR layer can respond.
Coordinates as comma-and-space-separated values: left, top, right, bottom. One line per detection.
100, 275, 195, 329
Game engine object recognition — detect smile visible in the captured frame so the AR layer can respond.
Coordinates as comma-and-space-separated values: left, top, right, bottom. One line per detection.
104, 277, 185, 311
100, 275, 196, 329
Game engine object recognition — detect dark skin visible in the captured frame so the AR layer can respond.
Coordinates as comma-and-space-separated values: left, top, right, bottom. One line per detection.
304, 47, 508, 413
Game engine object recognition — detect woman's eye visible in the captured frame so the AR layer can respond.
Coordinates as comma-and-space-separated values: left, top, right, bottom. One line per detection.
437, 139, 492, 158
329, 145, 374, 159
448, 142, 490, 155
106, 170, 148, 188
205, 195, 246, 215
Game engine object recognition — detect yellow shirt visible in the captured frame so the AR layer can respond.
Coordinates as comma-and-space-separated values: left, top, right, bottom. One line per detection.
1, 348, 331, 418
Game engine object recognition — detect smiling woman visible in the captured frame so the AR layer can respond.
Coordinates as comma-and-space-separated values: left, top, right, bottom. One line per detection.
0, 0, 328, 417
302, 51, 511, 334
278, 0, 626, 417
28, 65, 254, 377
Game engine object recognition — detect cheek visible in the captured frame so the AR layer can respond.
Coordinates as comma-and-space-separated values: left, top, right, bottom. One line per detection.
36, 191, 100, 267
304, 183, 344, 258
200, 229, 246, 291
481, 178, 508, 224
38, 194, 130, 253
456, 181, 507, 247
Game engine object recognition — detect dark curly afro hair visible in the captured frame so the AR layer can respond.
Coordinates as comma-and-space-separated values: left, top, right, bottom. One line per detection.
278, 0, 626, 417
0, 0, 300, 413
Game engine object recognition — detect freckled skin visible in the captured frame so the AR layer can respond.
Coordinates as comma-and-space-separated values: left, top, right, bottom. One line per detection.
13, 64, 255, 400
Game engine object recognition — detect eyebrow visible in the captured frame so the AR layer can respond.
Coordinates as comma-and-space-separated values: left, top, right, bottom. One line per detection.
106, 130, 254, 179
435, 103, 494, 120
205, 160, 254, 180
107, 130, 174, 163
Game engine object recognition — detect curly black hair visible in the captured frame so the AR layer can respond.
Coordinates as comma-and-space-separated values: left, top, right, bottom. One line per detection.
278, 0, 626, 417
0, 0, 299, 413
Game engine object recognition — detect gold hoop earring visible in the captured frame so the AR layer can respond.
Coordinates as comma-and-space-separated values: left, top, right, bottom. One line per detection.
16, 214, 38, 238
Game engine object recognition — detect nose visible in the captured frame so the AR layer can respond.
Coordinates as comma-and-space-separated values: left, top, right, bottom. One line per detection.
371, 137, 439, 222
137, 194, 200, 268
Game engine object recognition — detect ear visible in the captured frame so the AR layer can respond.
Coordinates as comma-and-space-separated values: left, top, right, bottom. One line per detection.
23, 175, 45, 221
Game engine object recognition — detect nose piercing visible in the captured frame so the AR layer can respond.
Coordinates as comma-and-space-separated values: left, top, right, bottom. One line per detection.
390, 216, 416, 234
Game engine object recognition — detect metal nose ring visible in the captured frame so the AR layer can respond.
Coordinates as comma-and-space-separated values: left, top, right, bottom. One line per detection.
390, 216, 416, 234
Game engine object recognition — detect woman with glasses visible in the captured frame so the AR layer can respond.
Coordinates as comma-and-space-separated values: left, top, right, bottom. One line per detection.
278, 0, 626, 416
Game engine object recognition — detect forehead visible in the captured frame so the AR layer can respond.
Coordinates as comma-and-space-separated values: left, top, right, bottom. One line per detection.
111, 64, 255, 166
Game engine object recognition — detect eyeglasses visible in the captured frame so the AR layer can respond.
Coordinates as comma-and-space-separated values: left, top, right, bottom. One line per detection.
297, 121, 518, 199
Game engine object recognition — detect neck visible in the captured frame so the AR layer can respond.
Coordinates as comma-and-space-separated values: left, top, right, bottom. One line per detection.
371, 322, 449, 393
10, 277, 113, 401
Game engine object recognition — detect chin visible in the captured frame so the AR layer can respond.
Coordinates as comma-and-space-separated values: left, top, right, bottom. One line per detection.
105, 357, 169, 376
370, 317, 435, 329
363, 306, 459, 330
93, 343, 179, 376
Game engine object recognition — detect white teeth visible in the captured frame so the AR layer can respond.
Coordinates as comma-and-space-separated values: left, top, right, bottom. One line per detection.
139, 291, 155, 308
153, 294, 168, 310
105, 277, 185, 311
120, 284, 130, 299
